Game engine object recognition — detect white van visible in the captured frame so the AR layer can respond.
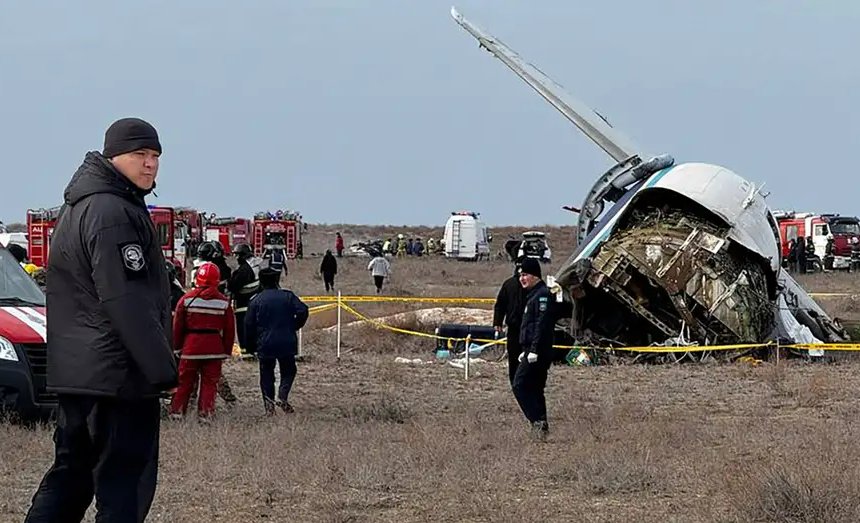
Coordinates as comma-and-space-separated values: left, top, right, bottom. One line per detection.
443, 211, 491, 260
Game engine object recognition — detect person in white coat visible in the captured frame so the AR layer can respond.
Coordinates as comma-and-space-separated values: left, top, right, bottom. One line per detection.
367, 254, 391, 294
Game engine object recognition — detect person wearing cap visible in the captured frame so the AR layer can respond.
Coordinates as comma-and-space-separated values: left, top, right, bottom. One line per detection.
26, 118, 177, 522
511, 257, 556, 440
169, 262, 236, 421
244, 267, 309, 415
493, 260, 528, 385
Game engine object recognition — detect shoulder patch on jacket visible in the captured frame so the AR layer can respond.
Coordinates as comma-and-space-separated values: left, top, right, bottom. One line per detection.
119, 242, 147, 277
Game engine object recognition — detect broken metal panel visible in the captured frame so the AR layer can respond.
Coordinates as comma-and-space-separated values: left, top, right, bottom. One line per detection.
638, 163, 781, 273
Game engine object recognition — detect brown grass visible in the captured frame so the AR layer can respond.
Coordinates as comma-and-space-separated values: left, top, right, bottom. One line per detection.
5, 225, 860, 522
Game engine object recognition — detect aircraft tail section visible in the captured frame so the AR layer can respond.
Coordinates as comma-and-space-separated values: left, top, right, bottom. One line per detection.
450, 6, 644, 163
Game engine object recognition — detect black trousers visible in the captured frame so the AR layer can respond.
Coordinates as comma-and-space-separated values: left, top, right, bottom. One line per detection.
235, 311, 250, 353
25, 395, 161, 523
373, 275, 384, 293
505, 326, 522, 386
259, 355, 297, 405
323, 273, 335, 291
512, 359, 549, 425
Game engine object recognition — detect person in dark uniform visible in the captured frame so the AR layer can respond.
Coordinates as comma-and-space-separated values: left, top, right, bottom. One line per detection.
511, 257, 556, 440
493, 261, 527, 385
320, 249, 338, 292
194, 240, 232, 294
25, 118, 178, 522
228, 243, 260, 357
262, 234, 287, 275
244, 267, 309, 415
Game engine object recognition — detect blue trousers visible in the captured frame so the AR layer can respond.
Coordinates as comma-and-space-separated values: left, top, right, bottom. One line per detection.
259, 355, 297, 404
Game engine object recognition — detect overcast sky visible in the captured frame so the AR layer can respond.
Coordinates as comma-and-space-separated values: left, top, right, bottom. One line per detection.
1, 1, 858, 227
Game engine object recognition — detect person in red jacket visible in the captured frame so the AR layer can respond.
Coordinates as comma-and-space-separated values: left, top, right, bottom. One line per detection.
335, 232, 344, 257
169, 262, 236, 421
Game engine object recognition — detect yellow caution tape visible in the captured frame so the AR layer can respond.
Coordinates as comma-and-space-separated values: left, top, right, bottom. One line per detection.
808, 293, 856, 298
309, 303, 338, 315
335, 302, 860, 354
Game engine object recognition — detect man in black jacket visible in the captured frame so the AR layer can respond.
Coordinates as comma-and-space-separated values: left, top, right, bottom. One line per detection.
25, 118, 178, 523
493, 261, 527, 385
320, 249, 338, 292
228, 243, 260, 357
511, 257, 556, 440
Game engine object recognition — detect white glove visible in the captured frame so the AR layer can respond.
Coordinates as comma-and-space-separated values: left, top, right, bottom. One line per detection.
518, 352, 526, 362
527, 352, 538, 364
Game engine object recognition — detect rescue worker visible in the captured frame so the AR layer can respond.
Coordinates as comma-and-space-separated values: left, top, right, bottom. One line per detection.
786, 238, 797, 272
407, 238, 414, 256
796, 235, 807, 274
335, 232, 345, 257
169, 262, 236, 421
511, 257, 555, 440
368, 253, 391, 294
414, 238, 425, 257
493, 261, 528, 385
396, 234, 407, 257
320, 249, 338, 292
851, 237, 860, 272
263, 235, 287, 275
244, 267, 309, 415
427, 237, 436, 255
26, 117, 177, 522
228, 243, 260, 357
824, 234, 835, 271
382, 238, 392, 255
194, 240, 232, 292
165, 260, 185, 311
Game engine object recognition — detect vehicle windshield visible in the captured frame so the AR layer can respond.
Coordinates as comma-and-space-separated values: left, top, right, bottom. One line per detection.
830, 221, 860, 235
0, 248, 45, 306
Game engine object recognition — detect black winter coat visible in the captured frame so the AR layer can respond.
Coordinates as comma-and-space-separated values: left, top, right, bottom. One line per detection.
46, 152, 178, 398
228, 261, 259, 312
244, 288, 309, 358
493, 275, 527, 329
320, 253, 337, 275
518, 280, 556, 360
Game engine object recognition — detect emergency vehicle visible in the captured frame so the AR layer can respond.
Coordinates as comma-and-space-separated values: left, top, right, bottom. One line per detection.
773, 211, 860, 269
443, 211, 491, 260
26, 206, 61, 268
0, 243, 53, 420
251, 210, 303, 260
203, 216, 251, 256
148, 206, 205, 280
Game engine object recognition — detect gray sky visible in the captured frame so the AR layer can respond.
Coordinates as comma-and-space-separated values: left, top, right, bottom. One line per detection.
1, 1, 858, 227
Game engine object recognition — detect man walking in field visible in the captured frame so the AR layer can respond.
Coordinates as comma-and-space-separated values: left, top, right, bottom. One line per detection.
244, 267, 309, 415
367, 253, 391, 294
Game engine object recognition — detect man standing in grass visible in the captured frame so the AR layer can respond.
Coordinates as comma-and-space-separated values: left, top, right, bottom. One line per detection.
26, 117, 177, 522
511, 258, 556, 440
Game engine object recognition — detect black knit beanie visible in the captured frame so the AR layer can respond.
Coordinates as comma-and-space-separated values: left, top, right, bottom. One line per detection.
103, 117, 162, 158
519, 257, 542, 278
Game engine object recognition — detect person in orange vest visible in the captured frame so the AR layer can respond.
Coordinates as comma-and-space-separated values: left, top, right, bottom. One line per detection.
169, 262, 236, 421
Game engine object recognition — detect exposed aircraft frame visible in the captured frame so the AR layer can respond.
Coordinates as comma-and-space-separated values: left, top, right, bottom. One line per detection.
451, 7, 847, 359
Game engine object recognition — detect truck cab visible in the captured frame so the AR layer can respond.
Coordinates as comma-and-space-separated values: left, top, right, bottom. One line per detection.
0, 244, 53, 420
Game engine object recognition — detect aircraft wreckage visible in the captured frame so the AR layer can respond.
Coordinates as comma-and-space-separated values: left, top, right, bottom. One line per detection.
451, 8, 848, 361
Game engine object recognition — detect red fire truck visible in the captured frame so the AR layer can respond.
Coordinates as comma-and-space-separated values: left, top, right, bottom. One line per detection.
26, 206, 62, 267
147, 206, 205, 279
251, 210, 303, 260
773, 211, 860, 269
203, 216, 251, 256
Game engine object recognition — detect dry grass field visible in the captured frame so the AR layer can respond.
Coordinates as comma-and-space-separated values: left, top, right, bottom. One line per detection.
4, 224, 860, 522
